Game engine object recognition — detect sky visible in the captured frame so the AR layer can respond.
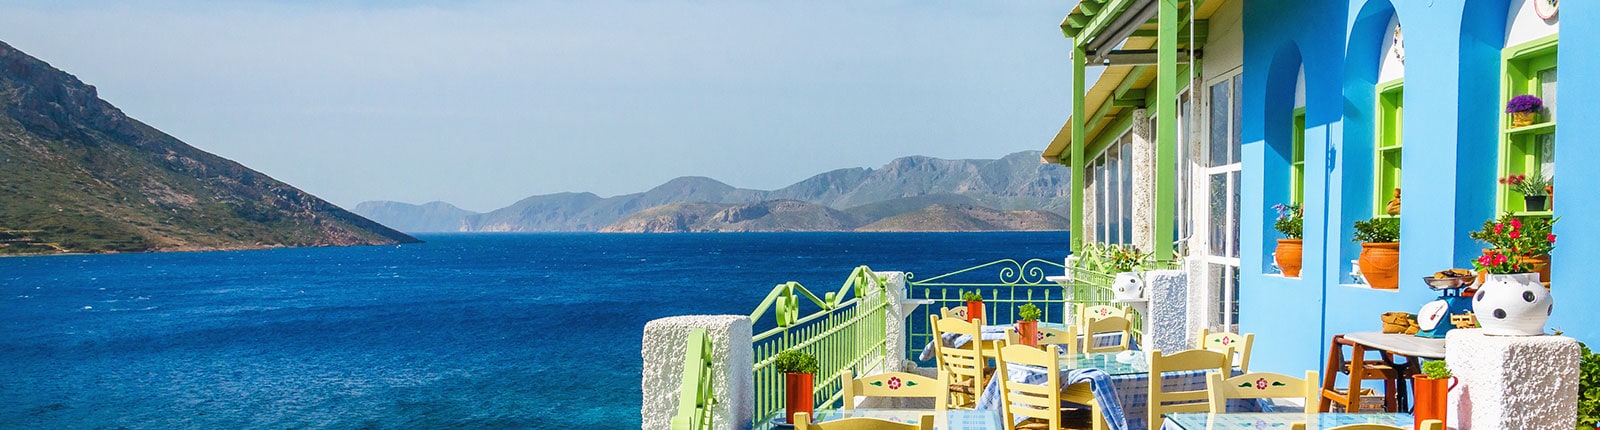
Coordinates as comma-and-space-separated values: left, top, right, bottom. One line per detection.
0, 0, 1081, 212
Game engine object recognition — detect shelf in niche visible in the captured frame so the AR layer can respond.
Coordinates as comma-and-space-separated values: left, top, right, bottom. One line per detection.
1505, 121, 1555, 136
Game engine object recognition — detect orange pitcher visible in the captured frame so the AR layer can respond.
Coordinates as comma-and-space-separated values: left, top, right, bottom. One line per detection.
1412, 374, 1458, 430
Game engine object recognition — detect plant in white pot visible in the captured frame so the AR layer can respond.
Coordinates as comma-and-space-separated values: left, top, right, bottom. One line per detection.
1471, 219, 1555, 336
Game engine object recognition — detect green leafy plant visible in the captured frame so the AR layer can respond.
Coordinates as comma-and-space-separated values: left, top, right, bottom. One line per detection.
1469, 213, 1557, 256
1273, 203, 1303, 239
1105, 244, 1150, 273
1580, 343, 1600, 428
1352, 217, 1400, 243
774, 349, 818, 375
1420, 360, 1451, 380
961, 291, 983, 302
1500, 173, 1552, 197
1018, 303, 1041, 322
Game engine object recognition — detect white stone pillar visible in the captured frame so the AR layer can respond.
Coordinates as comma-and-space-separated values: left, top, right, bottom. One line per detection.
1445, 329, 1580, 430
1184, 255, 1217, 345
876, 271, 909, 372
1143, 269, 1189, 352
641, 315, 754, 430
1131, 108, 1155, 251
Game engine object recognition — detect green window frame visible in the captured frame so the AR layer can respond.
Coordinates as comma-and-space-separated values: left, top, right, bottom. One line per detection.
1291, 107, 1306, 204
1499, 34, 1558, 216
1374, 79, 1403, 217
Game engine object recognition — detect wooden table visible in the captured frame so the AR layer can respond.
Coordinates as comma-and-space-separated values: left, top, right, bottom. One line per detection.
758, 408, 1004, 430
975, 351, 1231, 430
1161, 412, 1414, 429
1320, 332, 1444, 413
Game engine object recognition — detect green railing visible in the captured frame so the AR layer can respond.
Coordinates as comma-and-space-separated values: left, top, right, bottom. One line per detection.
670, 328, 716, 430
749, 266, 890, 428
906, 258, 1146, 361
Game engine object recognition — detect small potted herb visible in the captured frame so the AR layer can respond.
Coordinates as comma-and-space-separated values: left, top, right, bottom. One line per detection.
961, 291, 985, 323
1414, 361, 1458, 427
1016, 303, 1042, 347
1352, 217, 1400, 289
775, 349, 819, 424
1273, 203, 1305, 277
1500, 174, 1554, 212
1577, 343, 1599, 429
1506, 94, 1544, 127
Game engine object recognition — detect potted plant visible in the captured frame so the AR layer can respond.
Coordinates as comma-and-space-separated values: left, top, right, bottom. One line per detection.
1471, 219, 1556, 336
1105, 244, 1149, 274
1413, 361, 1458, 429
1352, 217, 1400, 289
1578, 343, 1599, 430
775, 349, 819, 424
1501, 173, 1554, 212
1016, 303, 1042, 347
1469, 213, 1557, 283
1273, 203, 1305, 277
961, 291, 985, 324
1507, 94, 1544, 127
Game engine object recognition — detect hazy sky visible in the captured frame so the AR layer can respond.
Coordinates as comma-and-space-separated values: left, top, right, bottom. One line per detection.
1, 1, 1081, 212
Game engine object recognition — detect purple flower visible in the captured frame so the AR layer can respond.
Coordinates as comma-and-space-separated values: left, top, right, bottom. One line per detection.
1506, 94, 1543, 113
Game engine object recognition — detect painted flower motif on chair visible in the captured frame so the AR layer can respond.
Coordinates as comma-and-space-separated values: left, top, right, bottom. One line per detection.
887, 377, 901, 390
1256, 378, 1269, 390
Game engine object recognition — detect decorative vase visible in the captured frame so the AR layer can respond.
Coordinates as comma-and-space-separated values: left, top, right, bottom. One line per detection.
1524, 253, 1551, 284
1016, 320, 1039, 347
1358, 242, 1400, 290
1473, 273, 1552, 336
784, 372, 814, 424
1411, 375, 1458, 429
1524, 195, 1549, 212
1275, 239, 1304, 277
966, 301, 984, 324
1112, 272, 1145, 302
1512, 111, 1537, 127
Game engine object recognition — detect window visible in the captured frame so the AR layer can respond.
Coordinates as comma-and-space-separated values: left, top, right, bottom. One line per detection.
1202, 73, 1243, 329
1500, 35, 1557, 215
1291, 108, 1306, 204
1374, 80, 1403, 217
1089, 130, 1137, 246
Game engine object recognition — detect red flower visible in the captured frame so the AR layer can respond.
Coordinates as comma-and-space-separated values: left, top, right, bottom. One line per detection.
887, 377, 902, 390
1493, 253, 1508, 264
1510, 219, 1522, 231
1549, 234, 1557, 244
1494, 223, 1503, 234
1509, 231, 1521, 239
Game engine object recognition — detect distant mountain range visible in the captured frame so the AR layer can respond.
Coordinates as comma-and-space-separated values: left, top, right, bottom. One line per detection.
0, 41, 416, 255
356, 151, 1072, 233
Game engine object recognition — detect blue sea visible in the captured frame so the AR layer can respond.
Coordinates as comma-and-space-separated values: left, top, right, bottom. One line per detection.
0, 232, 1067, 429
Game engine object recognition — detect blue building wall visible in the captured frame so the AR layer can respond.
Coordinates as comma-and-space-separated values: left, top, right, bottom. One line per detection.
1239, 0, 1598, 375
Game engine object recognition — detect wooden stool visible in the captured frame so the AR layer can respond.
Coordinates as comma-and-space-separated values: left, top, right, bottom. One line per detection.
1318, 334, 1402, 412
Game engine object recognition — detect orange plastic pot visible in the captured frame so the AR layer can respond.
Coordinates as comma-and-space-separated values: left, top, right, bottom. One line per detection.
1275, 239, 1303, 277
1016, 320, 1039, 347
784, 372, 813, 424
1411, 375, 1457, 430
1359, 242, 1400, 289
966, 301, 985, 324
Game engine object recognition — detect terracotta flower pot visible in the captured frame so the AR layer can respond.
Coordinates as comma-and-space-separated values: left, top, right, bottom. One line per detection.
1016, 320, 1039, 347
784, 372, 813, 424
966, 301, 984, 324
1411, 375, 1457, 429
1275, 239, 1303, 277
1524, 253, 1551, 284
1358, 242, 1400, 290
1512, 111, 1537, 127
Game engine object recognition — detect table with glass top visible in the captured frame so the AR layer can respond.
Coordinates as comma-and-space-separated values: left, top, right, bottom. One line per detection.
758, 408, 1004, 430
1161, 412, 1414, 429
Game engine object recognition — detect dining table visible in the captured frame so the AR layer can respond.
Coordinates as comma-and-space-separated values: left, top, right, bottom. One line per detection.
1161, 412, 1415, 429
757, 408, 1004, 430
973, 350, 1239, 430
917, 322, 1131, 361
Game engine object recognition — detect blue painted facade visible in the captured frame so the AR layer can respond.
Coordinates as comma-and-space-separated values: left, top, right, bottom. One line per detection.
1238, 0, 1597, 374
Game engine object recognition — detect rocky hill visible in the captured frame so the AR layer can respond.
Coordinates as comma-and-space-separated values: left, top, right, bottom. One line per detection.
598, 200, 859, 233
855, 204, 1070, 232
359, 151, 1071, 233
0, 41, 417, 254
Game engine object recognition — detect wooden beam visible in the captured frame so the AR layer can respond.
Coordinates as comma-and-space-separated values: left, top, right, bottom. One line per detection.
1077, 0, 1136, 48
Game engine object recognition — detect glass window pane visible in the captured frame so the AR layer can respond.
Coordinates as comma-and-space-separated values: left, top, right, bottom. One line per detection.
1539, 133, 1556, 182
1209, 81, 1231, 167
1232, 74, 1244, 164
1540, 67, 1557, 122
1178, 95, 1192, 244
1227, 265, 1240, 326
1121, 140, 1133, 247
1210, 174, 1227, 256
1230, 170, 1241, 258
1108, 146, 1120, 244
1095, 159, 1106, 241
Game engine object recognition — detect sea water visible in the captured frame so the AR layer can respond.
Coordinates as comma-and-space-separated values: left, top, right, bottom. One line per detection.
0, 232, 1067, 428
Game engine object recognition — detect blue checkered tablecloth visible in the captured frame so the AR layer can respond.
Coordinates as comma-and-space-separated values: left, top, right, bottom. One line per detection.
974, 352, 1246, 430
917, 323, 1130, 361
763, 408, 1004, 430
1159, 412, 1414, 430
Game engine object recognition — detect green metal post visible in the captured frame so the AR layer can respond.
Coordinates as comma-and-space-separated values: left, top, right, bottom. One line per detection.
1070, 44, 1087, 254
1152, 0, 1179, 261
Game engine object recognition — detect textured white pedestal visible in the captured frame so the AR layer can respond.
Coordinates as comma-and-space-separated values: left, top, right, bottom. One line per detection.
1143, 269, 1188, 353
1445, 329, 1579, 430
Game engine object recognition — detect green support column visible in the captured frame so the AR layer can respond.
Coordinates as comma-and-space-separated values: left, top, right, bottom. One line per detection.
1152, 0, 1179, 261
1070, 45, 1087, 254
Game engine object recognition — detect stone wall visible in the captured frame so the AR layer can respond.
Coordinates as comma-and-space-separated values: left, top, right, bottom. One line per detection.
640, 315, 753, 430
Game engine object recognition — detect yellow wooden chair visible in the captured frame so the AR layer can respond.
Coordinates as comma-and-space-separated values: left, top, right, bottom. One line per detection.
1199, 328, 1256, 372
1147, 348, 1231, 429
940, 306, 970, 321
1081, 316, 1132, 354
794, 412, 934, 430
1207, 370, 1317, 414
933, 316, 989, 408
1005, 327, 1080, 355
995, 343, 1072, 430
841, 370, 947, 412
1289, 420, 1442, 430
1075, 304, 1126, 327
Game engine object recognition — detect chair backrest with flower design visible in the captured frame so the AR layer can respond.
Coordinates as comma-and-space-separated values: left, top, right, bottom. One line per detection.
1206, 370, 1317, 414
939, 306, 969, 321
795, 412, 934, 430
1005, 326, 1080, 355
1199, 328, 1255, 372
1075, 303, 1126, 327
841, 370, 947, 412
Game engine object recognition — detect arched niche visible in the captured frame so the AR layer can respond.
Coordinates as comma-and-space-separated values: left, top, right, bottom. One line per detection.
1506, 0, 1558, 47
1339, 0, 1400, 284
